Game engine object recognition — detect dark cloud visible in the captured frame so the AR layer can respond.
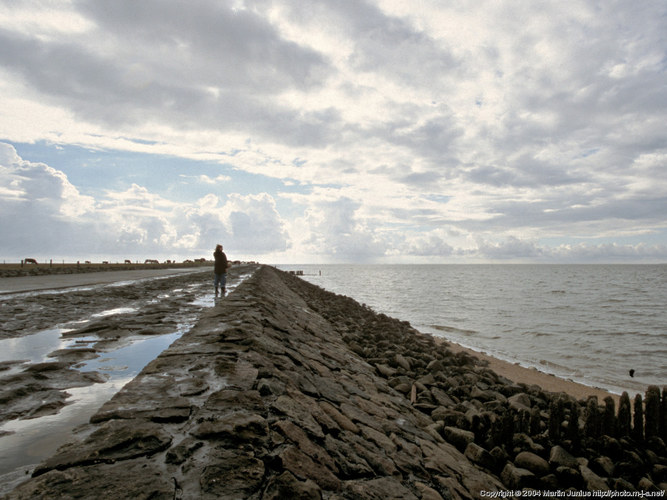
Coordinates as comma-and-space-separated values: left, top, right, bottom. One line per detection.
1, 1, 666, 263
0, 2, 340, 147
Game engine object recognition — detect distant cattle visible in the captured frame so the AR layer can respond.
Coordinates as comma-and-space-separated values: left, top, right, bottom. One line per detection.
24, 258, 38, 265
144, 259, 159, 264
124, 259, 132, 264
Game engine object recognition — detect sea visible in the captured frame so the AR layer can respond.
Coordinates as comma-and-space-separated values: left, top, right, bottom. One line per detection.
278, 264, 666, 397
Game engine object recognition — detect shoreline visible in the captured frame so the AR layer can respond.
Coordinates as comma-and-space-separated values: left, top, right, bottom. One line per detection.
439, 338, 621, 405
5, 266, 665, 497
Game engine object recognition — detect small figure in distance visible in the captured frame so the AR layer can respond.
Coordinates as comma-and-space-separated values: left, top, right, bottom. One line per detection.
213, 244, 230, 296
629, 369, 635, 378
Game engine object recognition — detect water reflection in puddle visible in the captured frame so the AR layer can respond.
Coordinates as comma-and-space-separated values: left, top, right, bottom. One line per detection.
0, 378, 132, 479
0, 329, 73, 373
90, 307, 138, 318
80, 331, 183, 377
0, 329, 187, 489
0, 271, 252, 493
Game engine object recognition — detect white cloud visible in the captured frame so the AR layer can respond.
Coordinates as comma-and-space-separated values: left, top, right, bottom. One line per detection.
0, 143, 291, 260
0, 1, 666, 263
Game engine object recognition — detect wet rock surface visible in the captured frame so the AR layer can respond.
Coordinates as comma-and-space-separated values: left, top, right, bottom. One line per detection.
1, 269, 213, 340
0, 266, 252, 426
5, 266, 666, 498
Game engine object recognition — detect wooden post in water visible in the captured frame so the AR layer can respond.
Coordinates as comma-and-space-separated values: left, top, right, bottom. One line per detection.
617, 392, 632, 437
633, 394, 644, 441
644, 386, 661, 441
602, 396, 616, 437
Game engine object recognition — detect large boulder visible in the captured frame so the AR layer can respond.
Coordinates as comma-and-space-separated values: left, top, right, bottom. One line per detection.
549, 445, 579, 469
515, 451, 550, 476
501, 463, 537, 490
443, 426, 475, 452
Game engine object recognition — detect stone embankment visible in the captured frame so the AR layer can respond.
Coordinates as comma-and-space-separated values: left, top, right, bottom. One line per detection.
6, 266, 666, 499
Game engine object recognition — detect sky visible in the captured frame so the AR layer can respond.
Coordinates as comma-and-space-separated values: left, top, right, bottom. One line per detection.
1, 0, 666, 264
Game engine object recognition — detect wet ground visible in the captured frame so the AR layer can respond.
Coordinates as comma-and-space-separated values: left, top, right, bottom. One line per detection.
0, 265, 256, 491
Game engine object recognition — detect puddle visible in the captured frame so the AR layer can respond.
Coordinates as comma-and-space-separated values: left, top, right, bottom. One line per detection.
0, 379, 131, 469
0, 329, 187, 486
0, 269, 253, 493
0, 328, 72, 370
90, 307, 138, 318
79, 331, 184, 377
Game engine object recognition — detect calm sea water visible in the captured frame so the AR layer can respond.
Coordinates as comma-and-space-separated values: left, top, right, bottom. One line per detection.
278, 264, 666, 397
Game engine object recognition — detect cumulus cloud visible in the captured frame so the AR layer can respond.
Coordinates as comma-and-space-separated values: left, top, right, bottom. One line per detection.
0, 142, 96, 255
0, 1, 666, 263
300, 196, 386, 261
0, 143, 291, 260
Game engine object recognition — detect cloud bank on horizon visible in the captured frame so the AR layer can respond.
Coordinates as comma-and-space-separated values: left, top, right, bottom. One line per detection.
1, 0, 666, 263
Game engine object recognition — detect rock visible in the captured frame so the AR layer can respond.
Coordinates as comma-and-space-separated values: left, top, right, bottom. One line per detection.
540, 473, 561, 489
590, 456, 615, 478
414, 482, 444, 500
345, 477, 418, 500
376, 363, 397, 378
165, 437, 203, 465
33, 420, 171, 477
598, 435, 623, 461
465, 443, 496, 471
275, 445, 340, 491
262, 471, 322, 500
431, 407, 466, 428
549, 445, 579, 469
394, 354, 412, 371
490, 446, 509, 469
652, 464, 667, 484
426, 359, 447, 373
200, 455, 266, 498
508, 393, 532, 412
429, 387, 457, 408
8, 460, 174, 499
555, 466, 583, 489
500, 462, 536, 490
637, 477, 659, 492
515, 451, 550, 476
580, 464, 610, 491
191, 412, 268, 443
274, 420, 338, 472
443, 426, 475, 452
318, 401, 360, 434
323, 434, 373, 478
417, 373, 436, 386
272, 394, 324, 439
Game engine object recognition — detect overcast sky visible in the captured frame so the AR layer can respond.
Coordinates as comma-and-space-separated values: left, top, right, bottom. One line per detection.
1, 1, 666, 264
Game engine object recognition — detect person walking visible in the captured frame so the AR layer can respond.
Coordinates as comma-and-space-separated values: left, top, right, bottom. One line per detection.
213, 244, 229, 296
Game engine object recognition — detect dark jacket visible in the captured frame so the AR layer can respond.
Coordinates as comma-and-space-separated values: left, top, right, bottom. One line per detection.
213, 249, 228, 274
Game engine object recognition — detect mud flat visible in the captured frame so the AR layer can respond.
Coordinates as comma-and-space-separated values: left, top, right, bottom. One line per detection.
0, 265, 255, 492
5, 266, 666, 499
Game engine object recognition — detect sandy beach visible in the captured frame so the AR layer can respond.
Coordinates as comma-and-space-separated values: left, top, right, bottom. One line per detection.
443, 340, 620, 405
